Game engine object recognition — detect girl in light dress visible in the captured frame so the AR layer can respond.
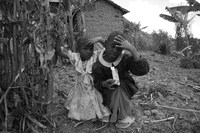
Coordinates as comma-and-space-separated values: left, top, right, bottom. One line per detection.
55, 35, 110, 121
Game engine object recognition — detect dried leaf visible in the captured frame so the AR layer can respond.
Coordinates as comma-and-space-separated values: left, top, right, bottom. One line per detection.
13, 93, 21, 107
14, 68, 25, 82
22, 117, 26, 131
39, 54, 44, 67
10, 38, 13, 54
45, 50, 55, 61
35, 45, 45, 54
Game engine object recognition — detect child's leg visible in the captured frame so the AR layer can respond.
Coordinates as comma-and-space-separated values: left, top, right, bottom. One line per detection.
109, 86, 132, 123
94, 88, 111, 121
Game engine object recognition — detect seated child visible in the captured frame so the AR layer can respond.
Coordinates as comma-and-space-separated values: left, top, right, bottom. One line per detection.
92, 31, 150, 128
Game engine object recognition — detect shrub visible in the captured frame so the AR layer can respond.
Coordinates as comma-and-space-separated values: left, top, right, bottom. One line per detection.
179, 58, 194, 69
179, 57, 200, 69
193, 60, 200, 69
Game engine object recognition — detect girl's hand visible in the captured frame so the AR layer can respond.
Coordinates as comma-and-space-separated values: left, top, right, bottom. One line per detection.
114, 35, 141, 61
102, 79, 116, 90
114, 35, 134, 51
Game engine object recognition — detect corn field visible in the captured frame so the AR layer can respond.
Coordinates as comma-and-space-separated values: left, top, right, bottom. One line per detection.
0, 0, 91, 132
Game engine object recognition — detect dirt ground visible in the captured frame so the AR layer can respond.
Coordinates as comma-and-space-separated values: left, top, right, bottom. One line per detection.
50, 51, 200, 133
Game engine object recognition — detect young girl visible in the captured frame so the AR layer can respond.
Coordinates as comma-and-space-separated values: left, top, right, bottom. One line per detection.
92, 31, 150, 128
55, 34, 110, 121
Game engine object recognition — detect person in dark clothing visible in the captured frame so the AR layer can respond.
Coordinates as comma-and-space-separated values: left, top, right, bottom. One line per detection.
92, 31, 150, 128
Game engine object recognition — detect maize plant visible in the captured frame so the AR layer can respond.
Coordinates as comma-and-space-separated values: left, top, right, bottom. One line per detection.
0, 0, 94, 132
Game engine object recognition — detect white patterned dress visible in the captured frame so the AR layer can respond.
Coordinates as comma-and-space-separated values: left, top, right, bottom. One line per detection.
66, 50, 110, 121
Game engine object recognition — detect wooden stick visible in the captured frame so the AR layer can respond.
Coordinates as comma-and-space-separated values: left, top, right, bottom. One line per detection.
4, 97, 8, 131
155, 102, 200, 113
95, 123, 108, 131
187, 84, 200, 91
150, 93, 153, 101
43, 115, 56, 128
74, 121, 85, 128
27, 115, 47, 128
172, 117, 177, 130
192, 112, 199, 121
177, 81, 200, 91
181, 45, 192, 53
144, 116, 175, 123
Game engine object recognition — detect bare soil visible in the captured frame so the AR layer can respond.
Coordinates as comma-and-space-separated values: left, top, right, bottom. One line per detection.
50, 51, 200, 133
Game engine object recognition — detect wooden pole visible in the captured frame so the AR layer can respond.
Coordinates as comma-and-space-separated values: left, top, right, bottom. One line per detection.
8, 38, 13, 87
3, 34, 8, 88
45, 0, 54, 114
13, 0, 18, 80
66, 0, 75, 52
80, 0, 86, 35
19, 0, 28, 106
